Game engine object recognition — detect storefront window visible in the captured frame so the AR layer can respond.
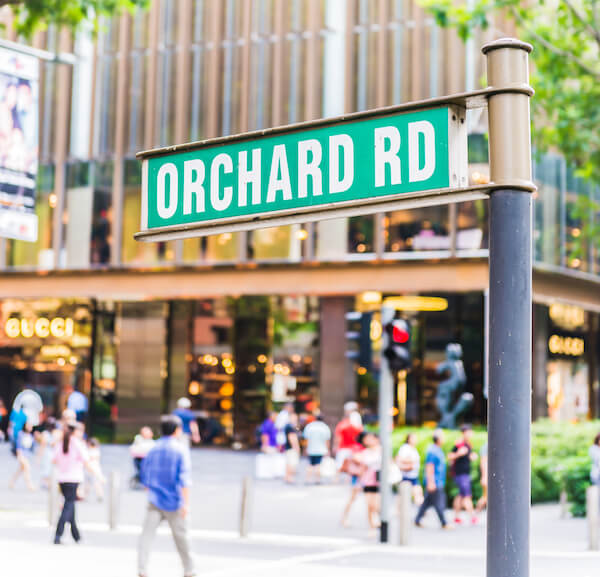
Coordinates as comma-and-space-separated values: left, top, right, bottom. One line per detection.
348, 216, 375, 255
0, 299, 93, 420
6, 164, 55, 269
534, 155, 562, 267
384, 206, 449, 253
456, 199, 488, 252
249, 226, 302, 261
62, 161, 92, 269
90, 161, 114, 267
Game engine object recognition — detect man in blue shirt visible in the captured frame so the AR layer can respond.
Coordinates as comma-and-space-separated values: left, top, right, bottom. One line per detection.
415, 429, 451, 529
173, 397, 201, 446
138, 415, 195, 577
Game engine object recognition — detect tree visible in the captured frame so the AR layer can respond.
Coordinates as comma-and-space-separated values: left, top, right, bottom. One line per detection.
421, 0, 600, 259
1, 0, 148, 37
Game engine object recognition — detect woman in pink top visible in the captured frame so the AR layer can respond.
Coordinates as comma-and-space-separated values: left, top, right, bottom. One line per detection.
53, 423, 89, 544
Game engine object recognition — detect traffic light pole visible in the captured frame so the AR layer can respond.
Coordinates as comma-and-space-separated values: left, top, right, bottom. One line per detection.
484, 39, 533, 577
378, 305, 396, 543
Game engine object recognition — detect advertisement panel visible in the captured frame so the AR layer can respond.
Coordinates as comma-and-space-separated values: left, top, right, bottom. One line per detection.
0, 47, 38, 242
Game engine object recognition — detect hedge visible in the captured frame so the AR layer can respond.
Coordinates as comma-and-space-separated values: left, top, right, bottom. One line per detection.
391, 419, 599, 511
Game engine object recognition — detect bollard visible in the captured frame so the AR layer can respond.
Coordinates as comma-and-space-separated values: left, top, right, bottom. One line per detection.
587, 485, 599, 551
47, 469, 59, 527
108, 470, 121, 531
239, 476, 253, 538
397, 482, 412, 546
559, 489, 568, 519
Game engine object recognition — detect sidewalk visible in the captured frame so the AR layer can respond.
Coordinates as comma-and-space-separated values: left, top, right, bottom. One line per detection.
0, 443, 596, 576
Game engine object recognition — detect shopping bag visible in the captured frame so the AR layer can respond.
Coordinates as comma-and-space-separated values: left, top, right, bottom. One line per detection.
320, 456, 337, 479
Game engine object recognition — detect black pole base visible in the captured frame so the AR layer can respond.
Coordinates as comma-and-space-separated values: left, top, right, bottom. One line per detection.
380, 521, 389, 543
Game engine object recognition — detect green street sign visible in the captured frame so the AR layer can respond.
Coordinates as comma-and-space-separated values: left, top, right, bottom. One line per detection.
136, 105, 469, 241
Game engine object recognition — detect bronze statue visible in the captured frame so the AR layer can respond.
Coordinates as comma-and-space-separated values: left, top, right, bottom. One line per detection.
436, 343, 473, 429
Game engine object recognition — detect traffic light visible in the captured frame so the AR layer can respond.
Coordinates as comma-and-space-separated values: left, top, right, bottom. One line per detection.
345, 311, 373, 373
383, 317, 411, 372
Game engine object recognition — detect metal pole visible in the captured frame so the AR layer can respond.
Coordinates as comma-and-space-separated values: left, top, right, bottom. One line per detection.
108, 470, 121, 530
378, 305, 395, 543
397, 481, 412, 546
587, 485, 599, 551
483, 38, 534, 577
239, 476, 253, 538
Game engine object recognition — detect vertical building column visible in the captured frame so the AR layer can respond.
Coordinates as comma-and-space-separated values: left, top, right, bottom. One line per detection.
319, 297, 355, 426
206, 1, 223, 139
143, 0, 160, 150
173, 0, 193, 263
111, 14, 132, 268
52, 29, 74, 269
317, 0, 348, 261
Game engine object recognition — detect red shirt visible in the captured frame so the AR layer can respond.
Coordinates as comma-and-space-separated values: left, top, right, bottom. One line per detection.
335, 418, 362, 451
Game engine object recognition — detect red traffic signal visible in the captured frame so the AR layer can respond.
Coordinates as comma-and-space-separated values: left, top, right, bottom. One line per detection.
392, 324, 410, 344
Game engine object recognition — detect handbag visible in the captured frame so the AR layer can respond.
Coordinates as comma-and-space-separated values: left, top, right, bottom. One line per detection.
340, 457, 367, 477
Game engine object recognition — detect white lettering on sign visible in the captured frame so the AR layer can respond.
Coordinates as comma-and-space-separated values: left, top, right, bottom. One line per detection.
298, 139, 323, 198
548, 334, 585, 356
183, 159, 205, 215
5, 317, 75, 339
157, 163, 178, 219
267, 144, 292, 202
374, 126, 401, 187
211, 153, 233, 211
238, 149, 261, 207
408, 120, 436, 182
329, 134, 354, 194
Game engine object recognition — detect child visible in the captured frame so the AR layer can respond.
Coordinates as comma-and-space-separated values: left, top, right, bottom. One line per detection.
129, 426, 155, 489
85, 437, 106, 501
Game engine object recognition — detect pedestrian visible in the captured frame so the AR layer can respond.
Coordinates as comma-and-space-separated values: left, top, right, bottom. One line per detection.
7, 404, 27, 456
85, 438, 106, 501
283, 412, 301, 484
173, 397, 201, 447
8, 420, 36, 491
275, 402, 294, 447
0, 398, 7, 441
11, 386, 44, 428
303, 414, 331, 484
259, 411, 278, 453
38, 417, 60, 489
333, 402, 363, 477
590, 433, 600, 485
476, 441, 488, 512
448, 424, 478, 525
138, 415, 195, 577
355, 431, 382, 533
130, 426, 155, 489
396, 433, 424, 505
66, 385, 89, 423
415, 429, 451, 529
53, 422, 90, 544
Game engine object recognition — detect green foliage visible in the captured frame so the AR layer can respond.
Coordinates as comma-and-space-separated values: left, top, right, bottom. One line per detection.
392, 420, 599, 508
419, 0, 600, 189
4, 0, 149, 37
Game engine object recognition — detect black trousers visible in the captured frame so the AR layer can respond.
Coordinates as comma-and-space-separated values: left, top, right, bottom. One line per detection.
415, 488, 447, 527
56, 482, 81, 541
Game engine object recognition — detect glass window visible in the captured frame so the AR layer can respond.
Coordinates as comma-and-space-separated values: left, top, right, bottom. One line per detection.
5, 164, 55, 269
348, 216, 375, 254
62, 161, 92, 269
384, 206, 450, 253
565, 168, 591, 272
456, 200, 488, 252
249, 225, 302, 261
155, 0, 178, 147
121, 159, 175, 265
534, 155, 562, 266
90, 161, 114, 267
127, 9, 149, 155
95, 18, 119, 157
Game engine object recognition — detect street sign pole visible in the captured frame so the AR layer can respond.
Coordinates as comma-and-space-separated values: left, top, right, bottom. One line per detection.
378, 305, 395, 544
484, 39, 533, 577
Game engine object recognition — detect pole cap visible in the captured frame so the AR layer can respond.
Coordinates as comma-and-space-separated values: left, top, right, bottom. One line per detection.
482, 37, 533, 55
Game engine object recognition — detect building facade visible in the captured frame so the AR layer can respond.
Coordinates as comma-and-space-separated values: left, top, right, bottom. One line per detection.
0, 0, 598, 443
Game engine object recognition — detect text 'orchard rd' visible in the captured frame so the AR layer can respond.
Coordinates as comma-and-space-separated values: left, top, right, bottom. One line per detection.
138, 106, 466, 235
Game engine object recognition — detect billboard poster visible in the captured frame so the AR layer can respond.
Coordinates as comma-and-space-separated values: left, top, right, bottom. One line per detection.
0, 47, 39, 242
